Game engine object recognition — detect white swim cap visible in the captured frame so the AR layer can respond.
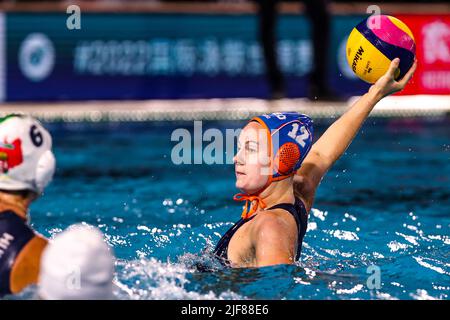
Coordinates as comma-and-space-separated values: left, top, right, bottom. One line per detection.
39, 224, 115, 300
0, 114, 55, 194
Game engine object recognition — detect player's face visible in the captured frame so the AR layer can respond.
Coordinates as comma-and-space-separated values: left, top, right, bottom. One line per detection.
234, 122, 270, 194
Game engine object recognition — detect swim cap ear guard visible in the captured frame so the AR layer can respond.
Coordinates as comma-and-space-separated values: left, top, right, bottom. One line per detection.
235, 112, 313, 219
35, 150, 56, 194
0, 114, 56, 195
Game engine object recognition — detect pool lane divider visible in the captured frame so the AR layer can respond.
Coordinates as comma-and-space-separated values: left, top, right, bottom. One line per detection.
0, 95, 449, 122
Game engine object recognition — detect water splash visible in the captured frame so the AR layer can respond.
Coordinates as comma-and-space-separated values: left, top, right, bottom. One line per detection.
114, 257, 243, 300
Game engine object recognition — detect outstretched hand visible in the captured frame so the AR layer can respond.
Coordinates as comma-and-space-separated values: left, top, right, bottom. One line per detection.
369, 58, 417, 100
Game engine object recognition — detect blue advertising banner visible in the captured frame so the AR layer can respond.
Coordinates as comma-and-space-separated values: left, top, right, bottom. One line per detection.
6, 13, 370, 101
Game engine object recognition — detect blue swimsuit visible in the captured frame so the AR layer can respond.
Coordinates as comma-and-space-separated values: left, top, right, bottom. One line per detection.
0, 211, 35, 297
214, 197, 308, 266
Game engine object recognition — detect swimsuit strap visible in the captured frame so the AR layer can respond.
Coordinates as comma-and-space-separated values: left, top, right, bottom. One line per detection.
214, 198, 308, 265
213, 215, 256, 266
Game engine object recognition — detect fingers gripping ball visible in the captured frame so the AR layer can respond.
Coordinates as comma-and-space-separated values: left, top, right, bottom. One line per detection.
346, 15, 416, 83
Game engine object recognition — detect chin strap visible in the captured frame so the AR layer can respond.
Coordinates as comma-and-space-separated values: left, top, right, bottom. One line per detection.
233, 193, 267, 220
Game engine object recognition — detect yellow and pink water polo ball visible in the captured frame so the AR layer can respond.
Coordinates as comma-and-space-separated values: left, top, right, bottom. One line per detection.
346, 15, 416, 84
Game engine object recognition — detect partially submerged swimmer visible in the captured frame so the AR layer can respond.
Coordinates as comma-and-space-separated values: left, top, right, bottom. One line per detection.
214, 112, 312, 267
0, 115, 56, 296
214, 58, 417, 268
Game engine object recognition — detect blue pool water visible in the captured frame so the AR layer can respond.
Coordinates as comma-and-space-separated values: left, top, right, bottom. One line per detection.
15, 117, 450, 300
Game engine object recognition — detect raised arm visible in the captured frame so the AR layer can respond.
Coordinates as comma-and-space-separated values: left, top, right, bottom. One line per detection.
295, 58, 417, 211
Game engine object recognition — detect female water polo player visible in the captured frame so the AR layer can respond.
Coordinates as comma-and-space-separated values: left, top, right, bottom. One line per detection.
0, 115, 55, 296
214, 58, 417, 268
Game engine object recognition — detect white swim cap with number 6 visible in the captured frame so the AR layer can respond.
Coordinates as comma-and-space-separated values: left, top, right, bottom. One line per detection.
0, 114, 55, 194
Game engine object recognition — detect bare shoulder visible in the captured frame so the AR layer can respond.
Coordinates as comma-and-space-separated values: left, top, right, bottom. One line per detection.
251, 209, 297, 241
10, 235, 48, 294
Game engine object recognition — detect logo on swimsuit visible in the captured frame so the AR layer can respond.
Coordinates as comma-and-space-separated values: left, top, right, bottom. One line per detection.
0, 139, 24, 174
0, 233, 15, 259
